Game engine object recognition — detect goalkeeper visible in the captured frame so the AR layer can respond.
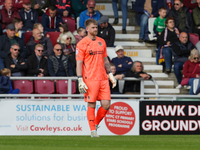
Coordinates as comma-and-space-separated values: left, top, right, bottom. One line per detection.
76, 19, 116, 138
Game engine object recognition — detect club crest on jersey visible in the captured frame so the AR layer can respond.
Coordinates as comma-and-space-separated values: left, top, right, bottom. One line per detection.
98, 42, 102, 46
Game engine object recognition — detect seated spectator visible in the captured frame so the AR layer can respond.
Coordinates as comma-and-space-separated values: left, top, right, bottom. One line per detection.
33, 23, 49, 37
109, 63, 124, 94
61, 34, 76, 75
133, 0, 163, 43
172, 32, 195, 89
112, 0, 128, 34
168, 0, 193, 33
19, 0, 39, 32
153, 7, 167, 48
48, 44, 74, 76
111, 45, 133, 76
73, 27, 86, 44
70, 0, 87, 19
79, 0, 101, 29
54, 0, 71, 17
27, 44, 48, 76
97, 16, 115, 47
41, 5, 63, 32
123, 61, 152, 95
12, 0, 23, 11
0, 0, 21, 30
4, 43, 28, 76
57, 23, 76, 44
159, 16, 180, 74
31, 0, 50, 16
26, 28, 53, 57
0, 24, 25, 70
182, 49, 200, 95
0, 68, 19, 94
12, 18, 23, 38
192, 0, 200, 37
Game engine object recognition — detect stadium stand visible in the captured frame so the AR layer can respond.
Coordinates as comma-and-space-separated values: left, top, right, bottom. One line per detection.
13, 80, 33, 94
56, 80, 76, 94
45, 32, 61, 46
34, 80, 55, 94
24, 31, 33, 45
62, 17, 76, 32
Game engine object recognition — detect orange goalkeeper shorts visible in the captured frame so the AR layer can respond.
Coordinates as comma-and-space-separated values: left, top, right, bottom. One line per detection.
84, 80, 111, 102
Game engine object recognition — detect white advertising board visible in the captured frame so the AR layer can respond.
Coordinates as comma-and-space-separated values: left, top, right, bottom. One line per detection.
0, 99, 139, 136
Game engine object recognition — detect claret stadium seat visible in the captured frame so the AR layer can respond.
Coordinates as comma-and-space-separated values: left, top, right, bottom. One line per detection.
13, 80, 33, 94
56, 80, 76, 94
34, 80, 55, 94
45, 32, 61, 46
62, 17, 76, 32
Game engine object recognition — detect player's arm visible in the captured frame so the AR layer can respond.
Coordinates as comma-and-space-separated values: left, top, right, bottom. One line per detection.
76, 60, 88, 93
104, 57, 117, 88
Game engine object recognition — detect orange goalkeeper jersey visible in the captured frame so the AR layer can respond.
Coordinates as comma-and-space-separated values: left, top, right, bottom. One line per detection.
76, 36, 108, 81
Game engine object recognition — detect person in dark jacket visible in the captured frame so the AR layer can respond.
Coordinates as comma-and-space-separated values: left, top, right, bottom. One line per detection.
133, 0, 164, 42
192, 0, 200, 37
26, 28, 53, 57
97, 16, 115, 47
172, 32, 195, 89
111, 45, 133, 76
0, 24, 26, 70
27, 44, 48, 76
31, 0, 50, 16
19, 0, 39, 31
158, 16, 180, 74
48, 44, 74, 76
0, 68, 19, 94
4, 43, 28, 76
168, 0, 194, 33
123, 61, 152, 94
53, 0, 71, 16
0, 0, 21, 30
70, 0, 87, 19
41, 5, 63, 32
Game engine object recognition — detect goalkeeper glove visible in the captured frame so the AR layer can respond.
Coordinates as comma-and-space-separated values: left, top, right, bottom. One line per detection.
78, 77, 88, 93
108, 72, 117, 88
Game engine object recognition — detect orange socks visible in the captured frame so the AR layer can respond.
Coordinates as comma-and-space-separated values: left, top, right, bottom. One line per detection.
87, 107, 96, 131
95, 106, 108, 125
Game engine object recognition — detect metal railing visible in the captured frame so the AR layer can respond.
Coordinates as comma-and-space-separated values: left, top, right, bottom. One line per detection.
6, 76, 160, 100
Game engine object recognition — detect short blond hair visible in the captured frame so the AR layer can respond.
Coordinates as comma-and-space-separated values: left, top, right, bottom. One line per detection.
1, 68, 11, 76
35, 44, 44, 50
33, 23, 42, 30
85, 19, 98, 28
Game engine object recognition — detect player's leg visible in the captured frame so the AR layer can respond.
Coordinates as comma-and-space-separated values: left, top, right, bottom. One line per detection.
87, 102, 96, 131
84, 81, 100, 137
95, 80, 111, 127
95, 100, 111, 127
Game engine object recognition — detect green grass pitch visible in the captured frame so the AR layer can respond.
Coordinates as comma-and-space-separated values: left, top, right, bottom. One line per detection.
1, 135, 200, 150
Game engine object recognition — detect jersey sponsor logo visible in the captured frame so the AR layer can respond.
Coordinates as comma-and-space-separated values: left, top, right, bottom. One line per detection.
89, 50, 103, 55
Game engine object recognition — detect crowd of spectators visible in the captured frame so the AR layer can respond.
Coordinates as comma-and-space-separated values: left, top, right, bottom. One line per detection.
0, 0, 199, 95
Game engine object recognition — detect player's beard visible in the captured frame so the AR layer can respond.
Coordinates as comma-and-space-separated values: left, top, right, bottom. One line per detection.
90, 31, 97, 36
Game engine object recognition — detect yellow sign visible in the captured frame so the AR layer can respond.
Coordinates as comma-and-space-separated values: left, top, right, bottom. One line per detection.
95, 5, 105, 10
124, 51, 138, 57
